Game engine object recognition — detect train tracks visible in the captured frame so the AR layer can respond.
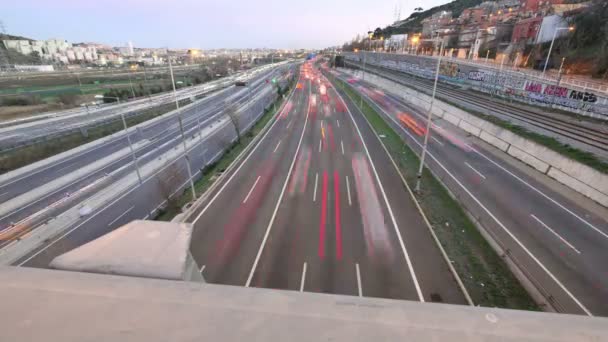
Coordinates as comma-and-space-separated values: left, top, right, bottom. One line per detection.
348, 61, 608, 156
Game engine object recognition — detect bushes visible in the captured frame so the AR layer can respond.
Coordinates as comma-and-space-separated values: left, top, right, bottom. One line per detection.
1, 95, 43, 106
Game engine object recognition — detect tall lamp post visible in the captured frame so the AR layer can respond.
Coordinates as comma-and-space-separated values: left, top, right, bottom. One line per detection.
542, 26, 574, 78
414, 38, 445, 193
94, 95, 142, 185
168, 55, 197, 202
360, 31, 373, 108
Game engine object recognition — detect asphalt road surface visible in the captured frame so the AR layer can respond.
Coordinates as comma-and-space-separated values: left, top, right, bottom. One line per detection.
6, 65, 294, 264
0, 69, 279, 234
0, 64, 279, 148
187, 61, 467, 304
330, 67, 608, 316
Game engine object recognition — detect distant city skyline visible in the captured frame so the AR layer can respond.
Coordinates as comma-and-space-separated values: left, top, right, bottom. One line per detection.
3, 0, 450, 49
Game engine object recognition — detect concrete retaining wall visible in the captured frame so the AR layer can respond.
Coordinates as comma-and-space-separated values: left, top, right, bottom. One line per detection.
346, 69, 608, 207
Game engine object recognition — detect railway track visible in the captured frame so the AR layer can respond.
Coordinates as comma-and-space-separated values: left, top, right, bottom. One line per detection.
347, 61, 608, 155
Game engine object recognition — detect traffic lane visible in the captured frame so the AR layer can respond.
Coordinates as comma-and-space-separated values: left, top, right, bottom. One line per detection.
373, 83, 608, 314
372, 81, 608, 240
248, 78, 359, 296
0, 83, 263, 227
0, 84, 247, 198
0, 67, 271, 192
0, 96, 234, 232
323, 85, 422, 301
18, 160, 170, 268
17, 94, 267, 268
326, 87, 423, 301
333, 81, 468, 305
190, 78, 308, 286
193, 82, 304, 286
354, 81, 596, 315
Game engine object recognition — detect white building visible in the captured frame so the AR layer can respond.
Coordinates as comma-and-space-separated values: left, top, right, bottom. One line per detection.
536, 15, 570, 44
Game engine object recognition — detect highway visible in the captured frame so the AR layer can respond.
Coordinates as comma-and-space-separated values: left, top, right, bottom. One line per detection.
329, 67, 608, 316
184, 61, 468, 303
0, 64, 279, 149
344, 56, 608, 161
0, 64, 292, 256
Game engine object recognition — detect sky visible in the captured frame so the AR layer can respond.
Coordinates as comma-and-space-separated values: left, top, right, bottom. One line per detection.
3, 0, 451, 49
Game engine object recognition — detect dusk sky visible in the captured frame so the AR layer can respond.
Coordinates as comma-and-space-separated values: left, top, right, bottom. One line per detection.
3, 0, 451, 49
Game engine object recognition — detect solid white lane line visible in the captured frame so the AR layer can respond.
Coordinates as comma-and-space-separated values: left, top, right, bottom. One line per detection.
337, 119, 340, 128
319, 138, 322, 153
300, 262, 307, 292
336, 87, 424, 302
346, 175, 352, 206
341, 140, 345, 155
313, 172, 319, 202
355, 263, 363, 297
191, 74, 301, 225
464, 162, 486, 180
470, 146, 608, 241
530, 214, 581, 254
142, 214, 150, 220
361, 91, 593, 315
431, 136, 444, 146
199, 264, 206, 274
273, 140, 282, 153
243, 176, 261, 203
245, 81, 310, 288
107, 206, 134, 227
0, 191, 7, 198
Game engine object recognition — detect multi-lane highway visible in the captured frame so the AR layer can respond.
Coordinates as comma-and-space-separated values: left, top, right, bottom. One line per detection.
0, 64, 280, 149
329, 66, 608, 316
1, 64, 294, 264
184, 61, 468, 303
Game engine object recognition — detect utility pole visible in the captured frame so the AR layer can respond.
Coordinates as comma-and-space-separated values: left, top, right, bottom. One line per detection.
415, 40, 444, 193
169, 55, 197, 202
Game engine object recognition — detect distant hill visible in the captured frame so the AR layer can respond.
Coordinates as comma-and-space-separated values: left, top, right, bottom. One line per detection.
380, 0, 490, 37
0, 33, 34, 41
0, 33, 41, 65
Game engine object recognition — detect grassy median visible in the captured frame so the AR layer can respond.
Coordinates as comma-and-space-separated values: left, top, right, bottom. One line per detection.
155, 78, 296, 221
329, 72, 539, 311
0, 99, 192, 175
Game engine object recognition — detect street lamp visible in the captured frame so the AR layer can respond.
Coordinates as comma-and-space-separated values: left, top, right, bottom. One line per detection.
94, 95, 142, 185
542, 26, 574, 77
414, 38, 445, 193
360, 31, 373, 108
168, 55, 197, 202
411, 35, 420, 54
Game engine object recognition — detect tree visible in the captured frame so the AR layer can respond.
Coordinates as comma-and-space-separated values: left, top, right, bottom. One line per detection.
157, 163, 183, 212
225, 102, 241, 144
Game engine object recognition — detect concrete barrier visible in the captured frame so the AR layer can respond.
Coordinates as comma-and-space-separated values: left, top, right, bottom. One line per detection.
0, 83, 275, 265
0, 140, 149, 218
343, 69, 608, 207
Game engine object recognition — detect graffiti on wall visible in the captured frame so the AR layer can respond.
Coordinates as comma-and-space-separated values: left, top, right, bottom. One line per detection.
344, 53, 605, 115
